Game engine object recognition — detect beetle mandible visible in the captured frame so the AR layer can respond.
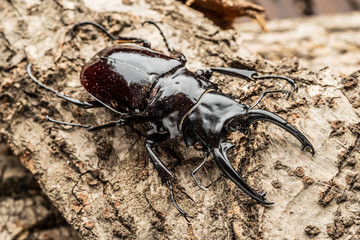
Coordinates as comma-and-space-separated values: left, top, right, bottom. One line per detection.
27, 21, 315, 221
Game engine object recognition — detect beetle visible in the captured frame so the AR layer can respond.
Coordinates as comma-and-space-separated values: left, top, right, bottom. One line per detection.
27, 21, 315, 221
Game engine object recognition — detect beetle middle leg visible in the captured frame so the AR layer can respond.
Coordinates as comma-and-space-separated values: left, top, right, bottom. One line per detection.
195, 67, 298, 92
145, 133, 194, 221
191, 153, 210, 191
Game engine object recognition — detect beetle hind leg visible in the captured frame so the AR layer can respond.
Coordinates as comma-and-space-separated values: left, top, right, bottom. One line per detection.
46, 116, 125, 131
27, 64, 102, 109
46, 115, 149, 131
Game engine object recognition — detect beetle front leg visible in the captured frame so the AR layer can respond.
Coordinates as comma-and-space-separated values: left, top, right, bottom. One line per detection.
249, 89, 291, 110
195, 67, 298, 92
145, 134, 194, 221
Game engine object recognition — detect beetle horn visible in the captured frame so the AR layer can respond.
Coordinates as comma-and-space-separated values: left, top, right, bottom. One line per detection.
244, 109, 315, 154
213, 141, 274, 205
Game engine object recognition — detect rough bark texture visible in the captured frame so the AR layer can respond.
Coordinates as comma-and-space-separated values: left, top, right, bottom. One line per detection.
0, 144, 81, 239
1, 1, 359, 239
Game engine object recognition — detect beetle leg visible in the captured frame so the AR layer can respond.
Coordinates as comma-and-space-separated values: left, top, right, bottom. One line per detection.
46, 115, 149, 131
168, 179, 194, 222
145, 134, 174, 184
73, 21, 151, 48
191, 153, 210, 191
145, 134, 194, 220
196, 67, 298, 92
27, 64, 103, 109
249, 89, 291, 110
46, 116, 124, 130
142, 20, 186, 63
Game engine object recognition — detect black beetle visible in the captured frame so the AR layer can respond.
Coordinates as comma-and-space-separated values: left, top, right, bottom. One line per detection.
27, 21, 315, 221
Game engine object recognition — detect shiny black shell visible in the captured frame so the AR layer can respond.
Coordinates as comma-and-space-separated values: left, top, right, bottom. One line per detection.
80, 44, 215, 137
81, 44, 183, 114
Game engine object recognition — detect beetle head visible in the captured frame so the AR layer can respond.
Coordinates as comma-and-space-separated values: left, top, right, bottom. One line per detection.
182, 92, 314, 204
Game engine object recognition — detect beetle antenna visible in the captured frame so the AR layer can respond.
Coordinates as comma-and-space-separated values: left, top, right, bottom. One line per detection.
253, 75, 298, 92
249, 90, 291, 110
73, 21, 117, 41
142, 21, 186, 63
142, 20, 173, 52
73, 22, 151, 48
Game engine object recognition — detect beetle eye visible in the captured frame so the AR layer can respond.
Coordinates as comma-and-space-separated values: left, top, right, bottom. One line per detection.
226, 132, 232, 138
194, 142, 203, 150
228, 119, 239, 132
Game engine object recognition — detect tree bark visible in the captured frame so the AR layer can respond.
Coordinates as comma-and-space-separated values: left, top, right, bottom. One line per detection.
1, 1, 359, 239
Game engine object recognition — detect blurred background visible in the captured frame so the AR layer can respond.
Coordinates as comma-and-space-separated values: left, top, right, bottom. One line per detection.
249, 0, 360, 19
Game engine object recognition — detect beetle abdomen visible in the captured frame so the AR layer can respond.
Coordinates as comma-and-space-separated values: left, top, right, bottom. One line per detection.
80, 44, 184, 114
81, 57, 153, 114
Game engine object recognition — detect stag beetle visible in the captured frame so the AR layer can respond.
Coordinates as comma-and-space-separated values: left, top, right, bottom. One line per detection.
27, 21, 315, 221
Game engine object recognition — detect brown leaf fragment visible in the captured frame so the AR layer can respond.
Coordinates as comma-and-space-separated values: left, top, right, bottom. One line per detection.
184, 0, 267, 30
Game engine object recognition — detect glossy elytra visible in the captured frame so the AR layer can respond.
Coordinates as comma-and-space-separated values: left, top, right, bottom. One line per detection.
28, 21, 315, 221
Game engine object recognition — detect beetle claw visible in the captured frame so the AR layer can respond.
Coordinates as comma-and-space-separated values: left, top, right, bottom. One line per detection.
302, 144, 315, 155
192, 175, 209, 191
